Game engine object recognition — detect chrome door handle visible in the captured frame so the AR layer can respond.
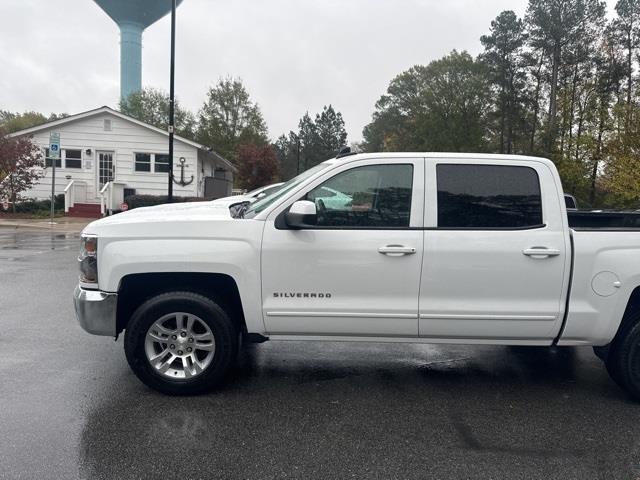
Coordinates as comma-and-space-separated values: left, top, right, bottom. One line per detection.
522, 247, 561, 258
378, 245, 416, 256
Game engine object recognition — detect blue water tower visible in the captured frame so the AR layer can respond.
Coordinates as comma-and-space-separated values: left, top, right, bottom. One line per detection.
93, 0, 183, 100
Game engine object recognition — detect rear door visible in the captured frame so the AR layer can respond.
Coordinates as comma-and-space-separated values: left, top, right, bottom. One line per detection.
419, 158, 570, 342
261, 157, 425, 337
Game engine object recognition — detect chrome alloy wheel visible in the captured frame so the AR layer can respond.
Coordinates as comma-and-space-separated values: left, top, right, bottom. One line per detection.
144, 312, 215, 379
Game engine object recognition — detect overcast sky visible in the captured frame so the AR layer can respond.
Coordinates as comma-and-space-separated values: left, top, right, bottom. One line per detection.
0, 0, 619, 142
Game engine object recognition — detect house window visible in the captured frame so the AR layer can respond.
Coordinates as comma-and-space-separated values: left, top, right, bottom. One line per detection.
155, 154, 170, 173
135, 153, 151, 172
104, 119, 112, 131
64, 149, 82, 169
44, 148, 61, 168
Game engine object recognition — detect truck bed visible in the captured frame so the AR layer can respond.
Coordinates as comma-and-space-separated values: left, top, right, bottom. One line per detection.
568, 210, 640, 230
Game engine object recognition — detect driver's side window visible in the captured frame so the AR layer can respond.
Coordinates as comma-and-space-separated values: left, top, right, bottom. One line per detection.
304, 164, 413, 228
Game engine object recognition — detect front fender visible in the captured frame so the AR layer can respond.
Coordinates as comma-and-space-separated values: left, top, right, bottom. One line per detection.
98, 235, 264, 334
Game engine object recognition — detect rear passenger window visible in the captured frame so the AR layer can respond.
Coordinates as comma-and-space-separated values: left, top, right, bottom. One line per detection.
437, 164, 543, 229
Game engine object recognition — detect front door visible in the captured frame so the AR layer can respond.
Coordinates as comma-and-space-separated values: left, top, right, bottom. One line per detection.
97, 151, 114, 191
261, 158, 425, 337
419, 159, 570, 342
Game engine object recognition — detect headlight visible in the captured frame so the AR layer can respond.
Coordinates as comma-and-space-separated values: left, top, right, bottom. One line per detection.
78, 234, 98, 287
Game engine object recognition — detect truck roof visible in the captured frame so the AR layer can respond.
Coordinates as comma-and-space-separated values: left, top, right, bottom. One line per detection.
328, 152, 554, 166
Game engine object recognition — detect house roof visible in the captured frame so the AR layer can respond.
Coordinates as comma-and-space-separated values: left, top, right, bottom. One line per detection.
8, 106, 237, 172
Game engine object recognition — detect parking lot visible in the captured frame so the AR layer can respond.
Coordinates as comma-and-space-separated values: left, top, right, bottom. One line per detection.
0, 228, 639, 479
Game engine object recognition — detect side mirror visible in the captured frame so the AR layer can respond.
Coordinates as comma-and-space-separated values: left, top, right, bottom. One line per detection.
285, 200, 317, 229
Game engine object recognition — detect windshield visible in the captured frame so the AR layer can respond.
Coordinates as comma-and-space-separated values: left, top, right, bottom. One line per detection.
243, 163, 332, 218
258, 184, 284, 197
246, 184, 277, 196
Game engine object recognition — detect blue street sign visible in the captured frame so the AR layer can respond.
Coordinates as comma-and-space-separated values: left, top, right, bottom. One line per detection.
49, 132, 60, 159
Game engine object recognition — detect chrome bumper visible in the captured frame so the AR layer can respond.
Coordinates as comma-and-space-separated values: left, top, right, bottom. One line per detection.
73, 286, 117, 336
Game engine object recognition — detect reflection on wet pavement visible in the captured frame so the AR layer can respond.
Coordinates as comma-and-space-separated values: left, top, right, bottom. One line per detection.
75, 343, 640, 480
0, 230, 79, 260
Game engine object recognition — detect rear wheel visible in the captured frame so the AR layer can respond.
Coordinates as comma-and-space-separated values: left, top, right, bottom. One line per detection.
124, 291, 238, 395
606, 312, 640, 401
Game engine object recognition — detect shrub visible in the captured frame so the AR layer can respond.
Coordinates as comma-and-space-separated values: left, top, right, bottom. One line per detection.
124, 195, 208, 210
9, 194, 64, 213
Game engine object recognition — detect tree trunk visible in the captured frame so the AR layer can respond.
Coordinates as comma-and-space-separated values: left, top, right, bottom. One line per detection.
507, 73, 515, 154
559, 75, 568, 157
507, 109, 514, 154
546, 43, 561, 156
499, 91, 506, 154
626, 30, 633, 130
575, 104, 585, 163
530, 54, 544, 153
590, 97, 606, 206
567, 64, 579, 160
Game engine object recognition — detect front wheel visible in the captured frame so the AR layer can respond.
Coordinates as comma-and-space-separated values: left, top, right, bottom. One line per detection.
124, 292, 238, 395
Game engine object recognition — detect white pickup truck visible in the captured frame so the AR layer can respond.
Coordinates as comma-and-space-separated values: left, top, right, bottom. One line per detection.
73, 153, 640, 398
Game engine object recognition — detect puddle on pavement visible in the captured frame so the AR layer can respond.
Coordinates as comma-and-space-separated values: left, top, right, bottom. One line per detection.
0, 231, 79, 254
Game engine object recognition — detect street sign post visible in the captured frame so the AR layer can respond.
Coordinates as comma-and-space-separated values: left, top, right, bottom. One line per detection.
49, 132, 60, 225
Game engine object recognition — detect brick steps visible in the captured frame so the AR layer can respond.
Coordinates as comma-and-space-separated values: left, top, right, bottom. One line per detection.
66, 203, 102, 218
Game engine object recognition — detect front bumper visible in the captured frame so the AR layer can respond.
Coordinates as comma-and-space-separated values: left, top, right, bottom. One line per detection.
73, 286, 117, 336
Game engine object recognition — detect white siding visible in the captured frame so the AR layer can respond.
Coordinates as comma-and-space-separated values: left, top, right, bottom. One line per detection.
25, 112, 199, 202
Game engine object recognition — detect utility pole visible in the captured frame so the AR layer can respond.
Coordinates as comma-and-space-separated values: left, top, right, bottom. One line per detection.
167, 0, 176, 203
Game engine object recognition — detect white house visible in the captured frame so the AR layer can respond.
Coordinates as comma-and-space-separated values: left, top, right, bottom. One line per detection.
9, 106, 236, 216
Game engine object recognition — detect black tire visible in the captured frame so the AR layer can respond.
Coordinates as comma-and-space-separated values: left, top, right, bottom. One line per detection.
124, 291, 239, 395
606, 311, 640, 401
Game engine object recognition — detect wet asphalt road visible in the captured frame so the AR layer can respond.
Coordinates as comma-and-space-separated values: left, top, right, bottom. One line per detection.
0, 229, 639, 480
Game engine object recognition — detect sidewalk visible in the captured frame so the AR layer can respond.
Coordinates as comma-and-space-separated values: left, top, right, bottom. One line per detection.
0, 216, 93, 233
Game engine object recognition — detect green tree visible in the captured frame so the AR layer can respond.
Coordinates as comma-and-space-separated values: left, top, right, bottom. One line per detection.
603, 103, 640, 206
610, 0, 640, 127
480, 11, 529, 154
358, 3, 640, 208
297, 112, 320, 169
119, 87, 196, 140
196, 78, 268, 161
0, 111, 68, 135
362, 51, 491, 153
525, 0, 607, 155
274, 132, 301, 180
315, 105, 348, 161
275, 106, 348, 179
584, 35, 625, 204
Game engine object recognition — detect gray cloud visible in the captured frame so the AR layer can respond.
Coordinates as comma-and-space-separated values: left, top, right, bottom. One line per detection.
0, 0, 619, 142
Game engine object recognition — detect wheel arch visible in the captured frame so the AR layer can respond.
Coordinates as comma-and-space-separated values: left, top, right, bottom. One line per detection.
116, 272, 246, 336
613, 285, 640, 342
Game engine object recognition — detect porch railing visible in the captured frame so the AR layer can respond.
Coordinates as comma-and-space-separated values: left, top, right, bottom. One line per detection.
64, 180, 87, 213
99, 182, 111, 216
99, 181, 125, 216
